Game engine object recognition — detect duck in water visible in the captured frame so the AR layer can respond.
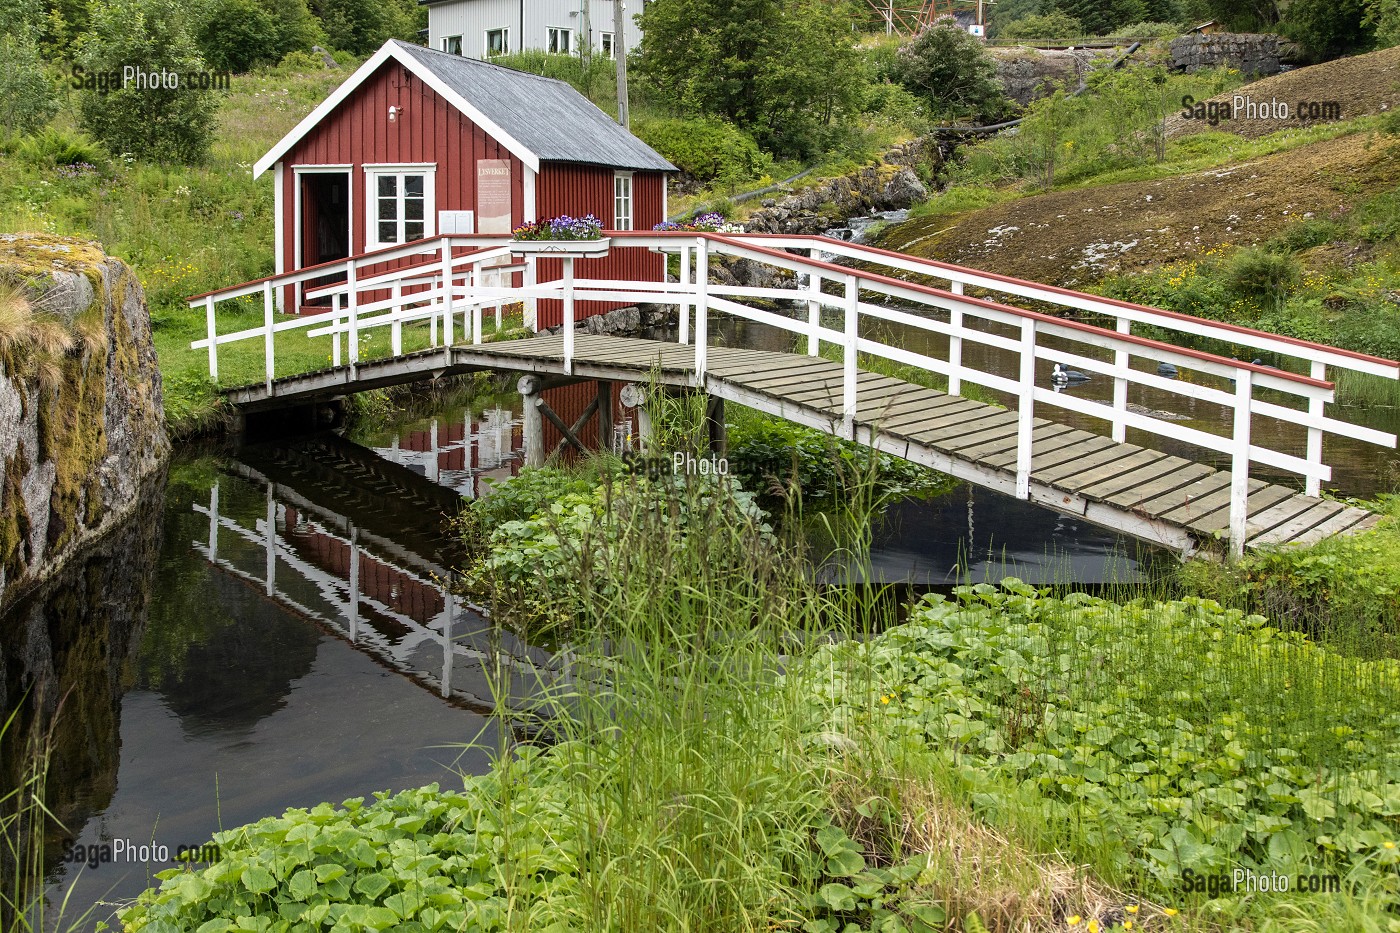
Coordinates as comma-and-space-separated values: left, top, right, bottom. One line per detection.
1052, 363, 1090, 385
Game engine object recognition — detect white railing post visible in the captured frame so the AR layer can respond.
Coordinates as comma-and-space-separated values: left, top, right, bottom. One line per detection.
524, 256, 539, 332
471, 261, 483, 345
1307, 360, 1325, 497
205, 296, 218, 382
440, 243, 455, 346
694, 238, 709, 383
391, 281, 403, 356
430, 278, 439, 346
948, 282, 963, 396
842, 275, 859, 438
1016, 318, 1036, 499
1112, 318, 1130, 443
808, 272, 823, 357
331, 293, 342, 367
262, 281, 275, 392
1229, 369, 1253, 557
678, 245, 691, 345
562, 256, 575, 375
347, 262, 360, 375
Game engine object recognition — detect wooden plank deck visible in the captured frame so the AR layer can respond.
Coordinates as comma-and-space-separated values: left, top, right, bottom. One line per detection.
222, 334, 1380, 554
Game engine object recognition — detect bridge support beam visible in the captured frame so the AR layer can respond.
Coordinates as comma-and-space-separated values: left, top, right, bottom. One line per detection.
520, 375, 545, 468
706, 396, 727, 457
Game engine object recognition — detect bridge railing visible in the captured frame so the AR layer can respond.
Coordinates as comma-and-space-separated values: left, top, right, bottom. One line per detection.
190, 231, 1397, 555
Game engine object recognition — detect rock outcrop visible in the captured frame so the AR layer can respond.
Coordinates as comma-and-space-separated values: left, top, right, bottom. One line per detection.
990, 48, 1097, 106
0, 235, 169, 612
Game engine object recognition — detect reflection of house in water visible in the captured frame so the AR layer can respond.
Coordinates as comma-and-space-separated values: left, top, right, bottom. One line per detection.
371, 406, 523, 497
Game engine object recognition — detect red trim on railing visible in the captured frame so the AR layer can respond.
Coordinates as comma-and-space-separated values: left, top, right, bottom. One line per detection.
735, 233, 1399, 370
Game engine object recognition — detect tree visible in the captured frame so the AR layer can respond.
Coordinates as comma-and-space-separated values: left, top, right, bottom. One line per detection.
77, 0, 218, 163
894, 18, 1010, 124
633, 0, 863, 157
194, 0, 323, 73
313, 0, 422, 56
1054, 0, 1147, 35
998, 10, 1084, 39
1281, 0, 1374, 60
0, 33, 58, 137
1365, 0, 1400, 46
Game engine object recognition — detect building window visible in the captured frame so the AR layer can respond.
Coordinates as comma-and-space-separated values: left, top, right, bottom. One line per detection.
547, 26, 572, 54
441, 35, 463, 55
600, 31, 615, 59
613, 172, 632, 231
485, 28, 509, 56
366, 166, 436, 249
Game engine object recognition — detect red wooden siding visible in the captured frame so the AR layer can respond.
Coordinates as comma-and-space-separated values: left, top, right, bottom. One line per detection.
533, 164, 666, 328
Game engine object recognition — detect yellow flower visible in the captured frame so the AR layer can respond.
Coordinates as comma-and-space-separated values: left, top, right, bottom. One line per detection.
1066, 918, 1082, 927
1163, 908, 1179, 917
1124, 923, 1133, 931
1385, 841, 1396, 849
1088, 922, 1099, 933
1126, 905, 1138, 914
880, 695, 890, 705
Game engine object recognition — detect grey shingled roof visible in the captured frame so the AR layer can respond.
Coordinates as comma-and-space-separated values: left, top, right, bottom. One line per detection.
391, 40, 675, 172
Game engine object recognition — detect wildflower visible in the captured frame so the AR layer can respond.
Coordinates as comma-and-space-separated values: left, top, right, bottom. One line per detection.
1386, 842, 1396, 849
1163, 908, 1179, 917
1125, 905, 1138, 914
1124, 923, 1133, 931
880, 695, 890, 705
1087, 922, 1099, 933
1066, 917, 1081, 927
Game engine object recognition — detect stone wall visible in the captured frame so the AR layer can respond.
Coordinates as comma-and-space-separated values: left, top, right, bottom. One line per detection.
0, 235, 169, 612
1170, 33, 1283, 75
990, 48, 1097, 106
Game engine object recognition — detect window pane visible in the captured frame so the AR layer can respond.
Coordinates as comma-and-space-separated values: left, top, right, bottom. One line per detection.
378, 198, 397, 221
404, 198, 423, 221
378, 175, 396, 197
379, 222, 397, 243
405, 222, 424, 241
404, 175, 424, 197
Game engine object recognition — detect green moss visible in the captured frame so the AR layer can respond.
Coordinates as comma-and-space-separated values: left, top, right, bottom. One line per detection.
1, 442, 31, 584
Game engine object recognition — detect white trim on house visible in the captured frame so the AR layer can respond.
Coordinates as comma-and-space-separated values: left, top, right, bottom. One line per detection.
546, 25, 572, 54
253, 42, 541, 179
441, 34, 463, 54
363, 163, 438, 251
613, 171, 633, 231
291, 164, 355, 310
485, 26, 510, 55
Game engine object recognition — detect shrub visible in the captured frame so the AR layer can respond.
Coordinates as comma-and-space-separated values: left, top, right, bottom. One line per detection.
195, 0, 322, 73
997, 11, 1084, 41
894, 18, 1011, 124
632, 116, 771, 187
1223, 246, 1302, 306
0, 33, 57, 138
11, 127, 103, 167
77, 0, 219, 163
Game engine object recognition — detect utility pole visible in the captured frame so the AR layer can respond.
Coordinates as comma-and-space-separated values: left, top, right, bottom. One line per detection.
614, 0, 630, 128
581, 0, 592, 65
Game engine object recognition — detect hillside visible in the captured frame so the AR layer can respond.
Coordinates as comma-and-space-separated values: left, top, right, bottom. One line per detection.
885, 128, 1400, 287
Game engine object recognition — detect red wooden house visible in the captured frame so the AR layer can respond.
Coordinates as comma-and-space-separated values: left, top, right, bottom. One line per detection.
253, 39, 675, 327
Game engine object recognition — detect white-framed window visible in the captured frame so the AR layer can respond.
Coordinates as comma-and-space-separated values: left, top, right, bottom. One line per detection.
600, 31, 615, 59
613, 172, 633, 231
364, 165, 436, 249
485, 27, 509, 56
441, 35, 463, 55
547, 26, 572, 54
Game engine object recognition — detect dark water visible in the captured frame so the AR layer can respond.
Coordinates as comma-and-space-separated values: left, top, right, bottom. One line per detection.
3, 306, 1393, 924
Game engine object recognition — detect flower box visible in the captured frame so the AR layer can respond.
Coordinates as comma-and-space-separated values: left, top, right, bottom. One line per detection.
509, 237, 612, 258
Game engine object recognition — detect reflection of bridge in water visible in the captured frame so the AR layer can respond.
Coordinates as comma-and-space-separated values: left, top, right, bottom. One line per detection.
368, 406, 523, 498
192, 434, 557, 717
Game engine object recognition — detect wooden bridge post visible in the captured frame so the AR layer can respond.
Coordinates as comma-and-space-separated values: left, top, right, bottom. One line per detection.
948, 282, 963, 395
346, 263, 359, 377
263, 281, 275, 393
842, 275, 859, 439
1229, 371, 1254, 557
332, 294, 342, 367
391, 281, 403, 355
440, 246, 455, 346
706, 396, 726, 457
1112, 318, 1130, 443
694, 238, 708, 381
678, 245, 691, 345
597, 380, 614, 451
1015, 318, 1036, 499
1306, 360, 1325, 497
563, 256, 576, 375
807, 272, 823, 356
205, 295, 219, 382
520, 375, 545, 467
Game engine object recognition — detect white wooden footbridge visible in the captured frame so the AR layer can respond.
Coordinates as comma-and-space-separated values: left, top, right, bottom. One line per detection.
189, 232, 1399, 556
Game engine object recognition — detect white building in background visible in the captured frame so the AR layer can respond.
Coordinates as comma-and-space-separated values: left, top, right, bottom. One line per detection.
421, 0, 644, 61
